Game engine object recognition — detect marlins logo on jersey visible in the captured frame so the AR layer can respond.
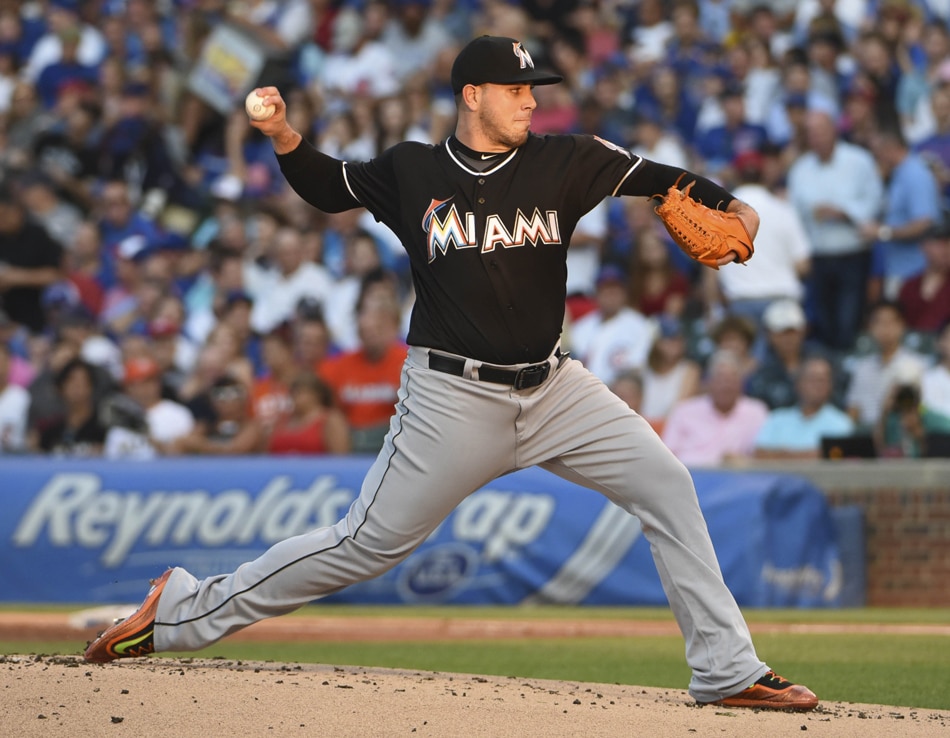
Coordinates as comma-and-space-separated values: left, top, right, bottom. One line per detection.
422, 197, 561, 262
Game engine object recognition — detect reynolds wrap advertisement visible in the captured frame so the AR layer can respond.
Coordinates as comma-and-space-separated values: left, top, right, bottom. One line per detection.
2, 458, 843, 607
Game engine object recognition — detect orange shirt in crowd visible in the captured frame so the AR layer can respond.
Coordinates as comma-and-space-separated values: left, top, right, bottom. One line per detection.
251, 376, 293, 428
319, 343, 407, 429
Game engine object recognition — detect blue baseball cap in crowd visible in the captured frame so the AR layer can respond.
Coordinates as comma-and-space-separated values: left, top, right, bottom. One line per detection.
117, 234, 151, 262
595, 264, 628, 287
720, 80, 745, 99
157, 232, 190, 252
451, 36, 562, 95
49, 0, 80, 12
657, 315, 684, 338
224, 289, 253, 308
122, 81, 150, 98
58, 304, 95, 326
42, 282, 81, 310
785, 92, 808, 108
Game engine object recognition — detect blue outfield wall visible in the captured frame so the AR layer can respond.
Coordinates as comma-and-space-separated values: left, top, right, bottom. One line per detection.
1, 457, 849, 607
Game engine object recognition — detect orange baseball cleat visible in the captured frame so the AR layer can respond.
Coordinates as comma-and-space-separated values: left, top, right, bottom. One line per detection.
701, 670, 819, 711
84, 569, 172, 664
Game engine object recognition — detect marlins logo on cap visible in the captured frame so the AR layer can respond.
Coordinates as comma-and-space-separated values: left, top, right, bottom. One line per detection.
451, 36, 563, 95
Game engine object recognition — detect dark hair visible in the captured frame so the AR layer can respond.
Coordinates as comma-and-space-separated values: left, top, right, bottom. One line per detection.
208, 373, 247, 403
796, 353, 834, 381
210, 373, 244, 391
873, 122, 907, 148
208, 247, 243, 274
892, 383, 921, 413
262, 321, 294, 346
711, 314, 757, 347
782, 46, 809, 68
552, 27, 586, 57
290, 372, 334, 408
0, 182, 19, 206
296, 296, 325, 322
250, 202, 289, 228
627, 230, 675, 311
355, 267, 399, 315
866, 298, 904, 325
54, 357, 96, 391
672, 0, 700, 17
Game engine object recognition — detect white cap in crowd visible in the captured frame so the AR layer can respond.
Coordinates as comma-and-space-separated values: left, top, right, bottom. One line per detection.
763, 299, 807, 333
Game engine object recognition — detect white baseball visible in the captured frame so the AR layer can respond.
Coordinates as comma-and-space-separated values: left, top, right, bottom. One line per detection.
245, 90, 275, 121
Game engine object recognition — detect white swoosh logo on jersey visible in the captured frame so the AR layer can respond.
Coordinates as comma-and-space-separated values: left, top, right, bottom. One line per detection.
480, 153, 499, 160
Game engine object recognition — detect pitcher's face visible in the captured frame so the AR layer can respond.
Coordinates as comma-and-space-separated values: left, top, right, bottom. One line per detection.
475, 83, 537, 149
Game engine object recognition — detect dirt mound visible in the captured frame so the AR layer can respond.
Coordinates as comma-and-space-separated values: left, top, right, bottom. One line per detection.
3, 655, 949, 738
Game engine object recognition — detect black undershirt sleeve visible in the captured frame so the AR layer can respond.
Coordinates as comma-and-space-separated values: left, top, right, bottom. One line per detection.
619, 158, 736, 211
275, 138, 361, 213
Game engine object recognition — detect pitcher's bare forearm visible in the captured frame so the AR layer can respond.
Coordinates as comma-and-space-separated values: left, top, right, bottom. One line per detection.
270, 126, 303, 156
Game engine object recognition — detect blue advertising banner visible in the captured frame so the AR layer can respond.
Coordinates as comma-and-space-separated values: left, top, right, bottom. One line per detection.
1, 458, 843, 607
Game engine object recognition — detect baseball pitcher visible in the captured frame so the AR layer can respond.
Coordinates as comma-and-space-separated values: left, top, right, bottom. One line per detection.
85, 36, 815, 712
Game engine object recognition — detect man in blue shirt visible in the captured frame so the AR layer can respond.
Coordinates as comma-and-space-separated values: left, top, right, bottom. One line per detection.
863, 124, 942, 301
95, 179, 164, 291
693, 83, 769, 178
915, 82, 950, 211
754, 355, 855, 459
787, 108, 884, 352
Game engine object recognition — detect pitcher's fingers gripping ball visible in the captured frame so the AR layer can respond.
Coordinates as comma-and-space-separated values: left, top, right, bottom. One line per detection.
654, 175, 755, 270
245, 89, 275, 121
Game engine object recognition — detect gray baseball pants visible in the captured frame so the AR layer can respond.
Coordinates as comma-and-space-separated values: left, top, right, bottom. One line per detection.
153, 346, 767, 702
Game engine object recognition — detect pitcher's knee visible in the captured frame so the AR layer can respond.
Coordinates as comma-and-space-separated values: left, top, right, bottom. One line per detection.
665, 455, 697, 493
612, 449, 697, 511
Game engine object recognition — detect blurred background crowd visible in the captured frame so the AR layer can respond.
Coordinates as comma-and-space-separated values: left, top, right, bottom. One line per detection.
2, 0, 950, 462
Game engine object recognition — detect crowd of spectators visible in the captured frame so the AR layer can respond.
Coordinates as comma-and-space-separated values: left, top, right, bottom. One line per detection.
3, 0, 950, 461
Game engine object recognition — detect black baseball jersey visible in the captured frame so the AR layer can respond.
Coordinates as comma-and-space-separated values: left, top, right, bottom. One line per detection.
0, 219, 64, 334
279, 133, 731, 364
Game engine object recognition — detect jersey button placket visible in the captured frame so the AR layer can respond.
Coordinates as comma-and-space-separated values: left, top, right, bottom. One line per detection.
474, 177, 509, 315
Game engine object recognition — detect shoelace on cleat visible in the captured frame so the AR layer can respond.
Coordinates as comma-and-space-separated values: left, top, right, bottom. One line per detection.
758, 671, 793, 689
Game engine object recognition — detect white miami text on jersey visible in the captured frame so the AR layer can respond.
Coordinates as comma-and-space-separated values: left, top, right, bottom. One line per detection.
423, 197, 561, 263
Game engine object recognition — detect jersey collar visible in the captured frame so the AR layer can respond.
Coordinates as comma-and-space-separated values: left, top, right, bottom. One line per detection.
445, 136, 519, 176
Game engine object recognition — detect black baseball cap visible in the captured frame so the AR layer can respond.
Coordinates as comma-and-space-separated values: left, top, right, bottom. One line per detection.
451, 36, 563, 95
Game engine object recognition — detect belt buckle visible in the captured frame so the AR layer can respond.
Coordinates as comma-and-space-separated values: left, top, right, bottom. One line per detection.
513, 362, 550, 390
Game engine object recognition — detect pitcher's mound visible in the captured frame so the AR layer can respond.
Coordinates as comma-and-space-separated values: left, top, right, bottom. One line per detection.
3, 655, 949, 738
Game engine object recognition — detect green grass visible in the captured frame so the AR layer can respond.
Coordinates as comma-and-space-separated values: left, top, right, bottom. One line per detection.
2, 606, 948, 710
4, 604, 949, 624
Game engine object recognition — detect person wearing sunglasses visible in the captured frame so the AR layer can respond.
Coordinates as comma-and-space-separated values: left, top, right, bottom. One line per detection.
173, 374, 265, 455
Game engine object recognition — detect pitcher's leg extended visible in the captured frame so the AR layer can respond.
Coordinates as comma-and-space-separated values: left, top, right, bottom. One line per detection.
152, 452, 464, 652
525, 362, 765, 702
85, 358, 519, 659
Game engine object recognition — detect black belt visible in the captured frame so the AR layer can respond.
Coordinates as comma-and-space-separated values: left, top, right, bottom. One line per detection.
428, 349, 565, 390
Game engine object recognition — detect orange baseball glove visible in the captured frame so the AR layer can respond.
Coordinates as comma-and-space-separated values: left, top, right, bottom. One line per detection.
654, 176, 754, 270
